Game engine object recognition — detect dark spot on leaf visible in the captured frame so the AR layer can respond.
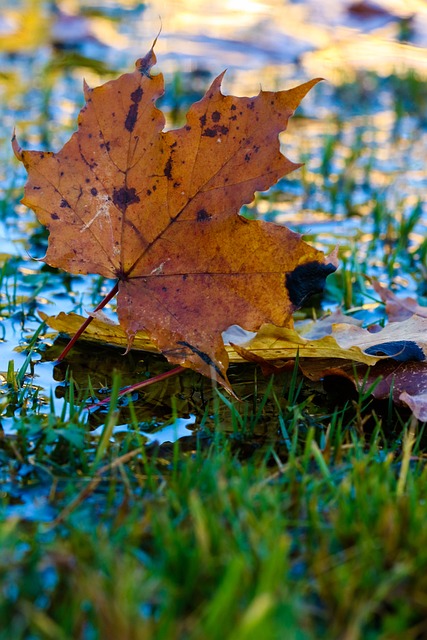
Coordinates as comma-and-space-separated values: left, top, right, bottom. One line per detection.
162, 286, 167, 292
164, 157, 173, 179
245, 153, 250, 162
171, 141, 177, 149
153, 185, 157, 191
200, 114, 207, 127
202, 128, 217, 138
88, 133, 92, 139
186, 126, 191, 131
112, 186, 140, 212
247, 101, 255, 110
365, 341, 425, 362
147, 189, 152, 196
286, 261, 337, 307
173, 182, 180, 188
51, 213, 59, 220
182, 274, 188, 281
231, 105, 236, 111
230, 115, 237, 121
85, 178, 90, 183
197, 209, 211, 222
33, 186, 41, 190
90, 187, 98, 196
212, 111, 221, 122
60, 199, 70, 208
125, 105, 138, 132
131, 86, 143, 103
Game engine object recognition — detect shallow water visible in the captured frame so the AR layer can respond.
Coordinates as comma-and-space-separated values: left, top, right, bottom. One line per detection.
0, 0, 426, 438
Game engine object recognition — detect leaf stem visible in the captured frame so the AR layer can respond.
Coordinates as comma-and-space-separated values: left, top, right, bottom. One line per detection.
56, 281, 119, 362
86, 366, 184, 410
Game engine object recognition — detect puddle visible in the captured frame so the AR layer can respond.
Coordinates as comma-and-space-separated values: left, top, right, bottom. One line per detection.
89, 414, 197, 445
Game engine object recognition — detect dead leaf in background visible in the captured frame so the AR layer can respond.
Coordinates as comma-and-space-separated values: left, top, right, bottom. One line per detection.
236, 315, 427, 364
295, 308, 363, 339
400, 391, 427, 422
232, 325, 383, 366
330, 315, 427, 360
14, 44, 336, 390
39, 311, 381, 367
41, 306, 427, 420
372, 280, 427, 322
41, 312, 427, 366
301, 359, 427, 422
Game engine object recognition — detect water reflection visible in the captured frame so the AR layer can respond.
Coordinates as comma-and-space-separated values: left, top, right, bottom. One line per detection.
89, 415, 197, 445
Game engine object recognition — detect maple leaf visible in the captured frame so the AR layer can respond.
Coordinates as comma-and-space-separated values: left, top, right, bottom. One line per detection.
13, 44, 337, 389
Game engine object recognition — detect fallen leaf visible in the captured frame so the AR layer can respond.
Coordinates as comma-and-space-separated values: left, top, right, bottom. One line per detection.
367, 361, 427, 404
399, 391, 427, 422
233, 324, 385, 366
40, 308, 427, 421
296, 308, 362, 340
236, 315, 427, 364
330, 315, 427, 361
39, 311, 380, 367
372, 280, 427, 322
38, 311, 160, 354
14, 44, 336, 389
300, 359, 427, 421
40, 311, 427, 366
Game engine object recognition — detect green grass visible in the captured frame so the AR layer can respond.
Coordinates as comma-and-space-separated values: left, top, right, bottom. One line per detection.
0, 399, 426, 639
1, 354, 426, 638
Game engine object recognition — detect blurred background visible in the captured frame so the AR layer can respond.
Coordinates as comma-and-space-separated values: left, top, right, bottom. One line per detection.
1, 0, 427, 100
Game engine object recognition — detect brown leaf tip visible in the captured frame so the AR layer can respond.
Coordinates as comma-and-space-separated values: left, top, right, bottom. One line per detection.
286, 260, 337, 308
177, 340, 227, 381
135, 35, 159, 78
12, 130, 23, 161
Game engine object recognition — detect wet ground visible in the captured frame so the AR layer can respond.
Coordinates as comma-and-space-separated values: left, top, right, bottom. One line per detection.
0, 0, 426, 440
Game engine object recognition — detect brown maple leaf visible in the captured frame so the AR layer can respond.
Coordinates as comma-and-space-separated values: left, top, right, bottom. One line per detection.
13, 44, 337, 389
